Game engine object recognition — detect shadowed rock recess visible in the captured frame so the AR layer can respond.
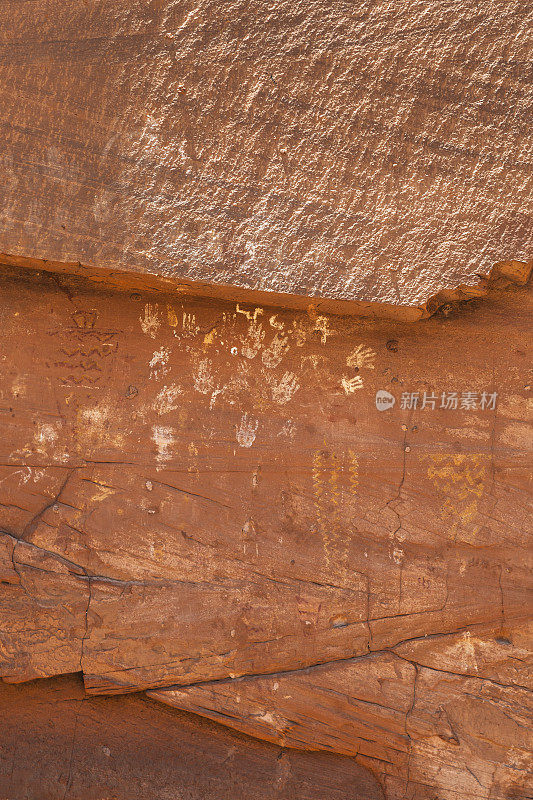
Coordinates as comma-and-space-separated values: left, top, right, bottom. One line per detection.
0, 2, 532, 799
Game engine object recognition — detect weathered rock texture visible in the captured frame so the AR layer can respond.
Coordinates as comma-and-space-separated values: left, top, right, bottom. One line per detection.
1, 1, 532, 313
1, 2, 532, 796
151, 627, 532, 800
0, 267, 531, 798
0, 674, 384, 799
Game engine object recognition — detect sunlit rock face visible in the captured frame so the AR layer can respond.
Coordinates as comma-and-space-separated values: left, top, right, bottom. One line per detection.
0, 1, 531, 311
0, 3, 532, 799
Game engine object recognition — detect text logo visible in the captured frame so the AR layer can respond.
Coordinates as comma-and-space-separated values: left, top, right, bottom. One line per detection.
376, 390, 396, 411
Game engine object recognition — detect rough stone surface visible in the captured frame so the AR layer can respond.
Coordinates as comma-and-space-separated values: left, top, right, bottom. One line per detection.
0, 269, 531, 798
0, 674, 384, 799
1, 3, 532, 795
151, 622, 533, 799
1, 1, 532, 310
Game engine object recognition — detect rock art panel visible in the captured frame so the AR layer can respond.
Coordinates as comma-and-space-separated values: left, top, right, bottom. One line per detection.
0, 270, 530, 702
0, 267, 531, 800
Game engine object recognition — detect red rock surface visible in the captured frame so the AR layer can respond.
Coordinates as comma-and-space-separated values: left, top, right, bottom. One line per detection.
0, 2, 532, 797
0, 674, 384, 799
0, 266, 531, 797
151, 623, 533, 799
1, 1, 532, 312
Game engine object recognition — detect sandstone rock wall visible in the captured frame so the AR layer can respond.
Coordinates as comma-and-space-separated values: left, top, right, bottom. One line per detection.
1, 1, 532, 310
0, 675, 383, 799
0, 266, 531, 798
1, 1, 532, 796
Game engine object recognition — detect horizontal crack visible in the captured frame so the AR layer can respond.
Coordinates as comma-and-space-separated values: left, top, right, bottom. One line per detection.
2, 532, 528, 695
